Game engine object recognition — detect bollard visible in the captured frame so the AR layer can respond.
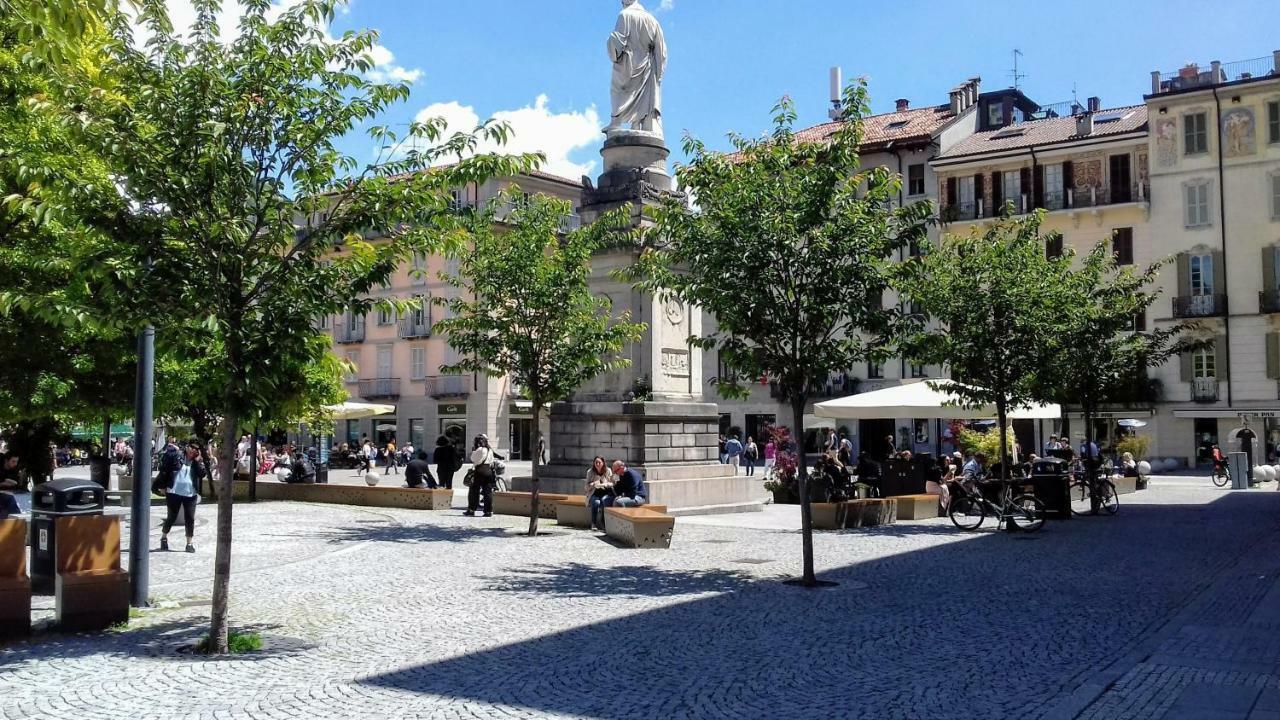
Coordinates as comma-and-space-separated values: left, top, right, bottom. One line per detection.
1228, 452, 1249, 490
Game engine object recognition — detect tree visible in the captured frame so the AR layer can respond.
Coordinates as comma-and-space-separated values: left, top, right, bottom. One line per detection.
81, 0, 537, 652
1040, 237, 1202, 474
631, 82, 932, 586
898, 211, 1072, 480
436, 190, 644, 536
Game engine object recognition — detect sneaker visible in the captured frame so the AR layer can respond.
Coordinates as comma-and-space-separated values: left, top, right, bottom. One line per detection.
462, 510, 476, 516
185, 544, 195, 553
482, 512, 492, 517
160, 537, 170, 552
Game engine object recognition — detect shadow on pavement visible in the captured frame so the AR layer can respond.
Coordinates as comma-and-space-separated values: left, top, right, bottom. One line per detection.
307, 522, 514, 546
479, 562, 755, 599
0, 618, 315, 661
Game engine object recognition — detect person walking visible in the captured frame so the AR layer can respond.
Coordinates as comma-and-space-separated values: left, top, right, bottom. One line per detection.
158, 440, 205, 553
358, 438, 374, 475
743, 436, 759, 477
433, 436, 459, 490
384, 438, 398, 475
464, 434, 501, 517
764, 437, 777, 470
724, 434, 743, 476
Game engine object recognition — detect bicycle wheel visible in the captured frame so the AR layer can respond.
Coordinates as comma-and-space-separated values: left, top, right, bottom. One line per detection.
1098, 480, 1119, 515
1009, 494, 1046, 532
1068, 480, 1092, 516
949, 495, 986, 530
1212, 467, 1230, 487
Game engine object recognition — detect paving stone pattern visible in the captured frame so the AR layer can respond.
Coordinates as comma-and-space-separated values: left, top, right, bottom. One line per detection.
2, 482, 1278, 719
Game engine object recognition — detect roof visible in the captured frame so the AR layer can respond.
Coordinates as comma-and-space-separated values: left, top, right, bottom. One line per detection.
937, 105, 1148, 160
792, 103, 956, 152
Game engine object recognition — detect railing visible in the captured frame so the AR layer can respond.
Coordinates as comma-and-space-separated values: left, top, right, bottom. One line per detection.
1043, 189, 1066, 211
944, 201, 977, 221
1154, 55, 1278, 94
398, 316, 431, 339
358, 377, 400, 399
335, 322, 365, 344
769, 375, 859, 401
1261, 289, 1280, 314
1026, 100, 1084, 121
1173, 294, 1227, 318
425, 375, 470, 398
1191, 377, 1219, 403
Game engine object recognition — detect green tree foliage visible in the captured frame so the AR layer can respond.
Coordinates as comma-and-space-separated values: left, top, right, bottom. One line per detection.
631, 82, 932, 585
436, 190, 644, 536
77, 0, 537, 652
898, 212, 1072, 480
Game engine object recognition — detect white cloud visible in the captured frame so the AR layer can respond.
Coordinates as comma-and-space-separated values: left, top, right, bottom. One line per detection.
129, 1, 421, 85
413, 95, 601, 180
658, 0, 674, 10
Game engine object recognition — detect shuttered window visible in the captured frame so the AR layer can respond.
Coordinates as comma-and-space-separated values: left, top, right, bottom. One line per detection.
344, 351, 359, 383
1046, 235, 1064, 259
1113, 227, 1134, 265
1267, 333, 1280, 380
1002, 171, 1021, 212
410, 347, 426, 380
1190, 254, 1214, 295
1184, 112, 1208, 155
1192, 348, 1215, 379
1269, 101, 1280, 145
1271, 174, 1280, 220
907, 164, 925, 196
1185, 181, 1211, 227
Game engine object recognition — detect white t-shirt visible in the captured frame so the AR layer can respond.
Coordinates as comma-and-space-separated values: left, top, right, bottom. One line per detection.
470, 447, 493, 466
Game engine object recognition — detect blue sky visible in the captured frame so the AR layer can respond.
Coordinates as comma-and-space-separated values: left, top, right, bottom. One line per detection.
162, 0, 1280, 179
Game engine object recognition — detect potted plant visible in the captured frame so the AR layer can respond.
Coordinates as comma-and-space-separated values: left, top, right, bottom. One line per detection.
1116, 435, 1151, 490
763, 425, 799, 504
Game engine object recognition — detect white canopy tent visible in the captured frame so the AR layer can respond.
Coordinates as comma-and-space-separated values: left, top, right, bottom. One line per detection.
813, 380, 1060, 421
322, 401, 396, 420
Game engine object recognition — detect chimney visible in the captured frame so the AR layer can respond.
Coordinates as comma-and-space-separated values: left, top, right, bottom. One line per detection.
968, 76, 982, 102
828, 66, 843, 121
950, 90, 962, 115
965, 82, 975, 107
1076, 113, 1093, 136
896, 98, 910, 112
1210, 60, 1222, 83
1274, 49, 1280, 73
1087, 96, 1101, 113
1151, 70, 1162, 95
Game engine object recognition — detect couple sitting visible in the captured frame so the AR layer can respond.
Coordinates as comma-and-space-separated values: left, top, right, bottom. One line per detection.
585, 456, 648, 531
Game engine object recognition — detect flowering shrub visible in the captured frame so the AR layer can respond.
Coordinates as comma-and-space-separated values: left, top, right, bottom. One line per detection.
762, 425, 799, 494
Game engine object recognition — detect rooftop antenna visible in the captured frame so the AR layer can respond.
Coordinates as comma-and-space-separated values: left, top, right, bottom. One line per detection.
1010, 49, 1026, 90
828, 66, 843, 121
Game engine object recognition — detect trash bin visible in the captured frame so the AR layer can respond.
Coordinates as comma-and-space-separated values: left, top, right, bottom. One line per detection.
88, 456, 111, 487
29, 478, 106, 594
1029, 457, 1071, 519
314, 464, 329, 484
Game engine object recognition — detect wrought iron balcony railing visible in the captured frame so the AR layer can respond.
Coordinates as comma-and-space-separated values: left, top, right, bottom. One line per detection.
425, 375, 470, 398
358, 377, 400, 399
1173, 294, 1227, 318
1191, 377, 1219, 403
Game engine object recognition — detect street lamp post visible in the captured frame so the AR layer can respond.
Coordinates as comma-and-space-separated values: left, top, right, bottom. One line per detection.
129, 324, 155, 607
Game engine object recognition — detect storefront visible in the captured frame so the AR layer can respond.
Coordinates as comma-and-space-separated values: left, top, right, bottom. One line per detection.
507, 401, 534, 460
438, 403, 467, 454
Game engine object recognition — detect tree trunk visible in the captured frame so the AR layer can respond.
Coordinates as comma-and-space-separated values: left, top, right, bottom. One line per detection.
527, 401, 541, 537
793, 395, 816, 585
996, 398, 1009, 482
1084, 403, 1099, 514
209, 410, 239, 654
192, 412, 216, 499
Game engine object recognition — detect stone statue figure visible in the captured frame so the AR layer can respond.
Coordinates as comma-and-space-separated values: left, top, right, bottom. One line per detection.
605, 0, 666, 137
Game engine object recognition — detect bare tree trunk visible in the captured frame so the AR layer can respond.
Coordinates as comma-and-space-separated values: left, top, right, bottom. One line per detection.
1084, 403, 1099, 514
209, 411, 239, 654
793, 396, 816, 585
527, 401, 541, 537
996, 399, 1009, 482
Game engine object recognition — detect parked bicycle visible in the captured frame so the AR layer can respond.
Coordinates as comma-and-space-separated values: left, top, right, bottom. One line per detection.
1068, 462, 1118, 516
948, 475, 1046, 532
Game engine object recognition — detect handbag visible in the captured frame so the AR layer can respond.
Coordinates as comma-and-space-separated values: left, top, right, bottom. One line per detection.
462, 468, 475, 487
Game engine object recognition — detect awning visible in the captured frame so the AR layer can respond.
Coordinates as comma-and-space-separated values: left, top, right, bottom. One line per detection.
803, 414, 836, 430
69, 423, 134, 440
813, 380, 1060, 421
322, 402, 396, 420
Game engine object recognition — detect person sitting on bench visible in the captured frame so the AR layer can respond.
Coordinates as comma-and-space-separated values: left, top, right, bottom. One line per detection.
405, 450, 437, 489
608, 460, 648, 509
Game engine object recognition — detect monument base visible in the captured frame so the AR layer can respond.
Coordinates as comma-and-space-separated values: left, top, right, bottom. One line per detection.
515, 400, 764, 516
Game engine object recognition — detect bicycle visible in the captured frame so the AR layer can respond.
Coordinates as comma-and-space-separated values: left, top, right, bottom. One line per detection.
1068, 464, 1118, 516
1210, 461, 1230, 488
948, 475, 1046, 532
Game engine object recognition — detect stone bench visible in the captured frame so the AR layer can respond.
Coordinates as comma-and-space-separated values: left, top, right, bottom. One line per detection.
603, 507, 675, 549
55, 515, 129, 632
555, 496, 669, 528
492, 491, 571, 519
230, 481, 454, 510
894, 493, 941, 520
846, 498, 898, 528
0, 518, 30, 639
1111, 475, 1138, 495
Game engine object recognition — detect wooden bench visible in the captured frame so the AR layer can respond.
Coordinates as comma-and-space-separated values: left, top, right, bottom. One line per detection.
492, 491, 571, 519
555, 496, 669, 528
894, 493, 941, 520
845, 498, 898, 528
0, 518, 30, 638
811, 502, 847, 530
55, 515, 129, 632
603, 507, 675, 548
229, 481, 454, 510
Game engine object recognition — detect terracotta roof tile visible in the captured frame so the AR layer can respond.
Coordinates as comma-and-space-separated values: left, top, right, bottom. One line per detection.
793, 104, 957, 149
937, 105, 1148, 159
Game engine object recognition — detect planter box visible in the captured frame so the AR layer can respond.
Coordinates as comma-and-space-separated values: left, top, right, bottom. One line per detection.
811, 502, 846, 530
845, 499, 898, 528
771, 488, 798, 505
1112, 476, 1138, 495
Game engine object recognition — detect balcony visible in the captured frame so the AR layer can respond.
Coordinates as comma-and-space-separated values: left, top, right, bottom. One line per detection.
358, 377, 400, 399
425, 374, 470, 399
1069, 184, 1149, 209
398, 316, 431, 339
769, 375, 859, 401
335, 322, 365, 344
943, 201, 977, 222
1151, 54, 1280, 95
1173, 294, 1227, 319
1191, 377, 1219, 403
1261, 290, 1280, 314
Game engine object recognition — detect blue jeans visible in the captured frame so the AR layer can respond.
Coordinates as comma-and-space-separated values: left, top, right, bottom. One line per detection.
588, 493, 613, 529
610, 496, 645, 508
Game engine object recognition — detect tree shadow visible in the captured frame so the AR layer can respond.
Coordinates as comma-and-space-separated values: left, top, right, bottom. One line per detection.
1, 617, 315, 661
305, 522, 514, 546
479, 562, 755, 598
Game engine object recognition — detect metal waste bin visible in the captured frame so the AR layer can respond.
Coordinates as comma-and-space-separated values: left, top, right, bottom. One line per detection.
1029, 457, 1071, 519
88, 456, 111, 487
29, 478, 106, 593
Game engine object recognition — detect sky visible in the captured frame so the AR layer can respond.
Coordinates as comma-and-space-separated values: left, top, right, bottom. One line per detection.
149, 0, 1280, 180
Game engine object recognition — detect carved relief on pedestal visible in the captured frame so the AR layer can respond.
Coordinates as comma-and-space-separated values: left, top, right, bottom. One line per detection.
660, 348, 690, 378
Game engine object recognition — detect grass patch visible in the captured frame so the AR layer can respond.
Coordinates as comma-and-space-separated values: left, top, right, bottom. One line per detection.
193, 630, 263, 654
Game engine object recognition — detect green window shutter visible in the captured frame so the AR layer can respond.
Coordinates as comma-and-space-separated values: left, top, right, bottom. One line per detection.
1211, 251, 1225, 297
1265, 247, 1277, 293
1176, 253, 1191, 297
1180, 351, 1193, 382
1214, 335, 1228, 380
1267, 333, 1280, 380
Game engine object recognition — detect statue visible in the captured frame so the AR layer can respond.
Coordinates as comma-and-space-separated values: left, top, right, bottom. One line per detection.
605, 0, 666, 137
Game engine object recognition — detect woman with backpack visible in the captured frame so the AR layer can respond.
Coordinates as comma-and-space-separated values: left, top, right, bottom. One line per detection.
464, 434, 503, 517
157, 440, 206, 553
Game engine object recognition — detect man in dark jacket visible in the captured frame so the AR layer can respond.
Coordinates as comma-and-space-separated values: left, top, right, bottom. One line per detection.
608, 460, 648, 508
406, 450, 437, 489
433, 436, 459, 490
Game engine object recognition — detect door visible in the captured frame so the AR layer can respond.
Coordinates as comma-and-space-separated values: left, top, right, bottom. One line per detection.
374, 419, 397, 446
1194, 418, 1218, 464
441, 419, 467, 458
508, 418, 534, 460
859, 419, 897, 460
1109, 154, 1132, 203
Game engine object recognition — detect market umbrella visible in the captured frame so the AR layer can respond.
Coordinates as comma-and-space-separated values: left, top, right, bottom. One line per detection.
813, 380, 1060, 420
1117, 419, 1148, 428
321, 401, 396, 420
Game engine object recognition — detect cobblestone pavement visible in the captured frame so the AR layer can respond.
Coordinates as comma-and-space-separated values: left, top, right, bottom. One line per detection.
2, 480, 1278, 719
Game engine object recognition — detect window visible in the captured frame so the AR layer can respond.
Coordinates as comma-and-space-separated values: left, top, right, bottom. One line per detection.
449, 189, 467, 212
1113, 227, 1134, 265
1184, 112, 1208, 155
956, 176, 975, 213
1043, 164, 1064, 209
867, 362, 883, 379
1190, 253, 1214, 296
316, 314, 332, 331
1272, 174, 1280, 220
1002, 171, 1022, 212
910, 363, 927, 379
376, 345, 393, 379
345, 311, 362, 333
344, 351, 359, 383
1192, 348, 1216, 379
377, 307, 394, 326
410, 347, 426, 380
1268, 101, 1279, 145
411, 252, 427, 285
1046, 235, 1064, 259
1185, 181, 1211, 227
907, 164, 925, 196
